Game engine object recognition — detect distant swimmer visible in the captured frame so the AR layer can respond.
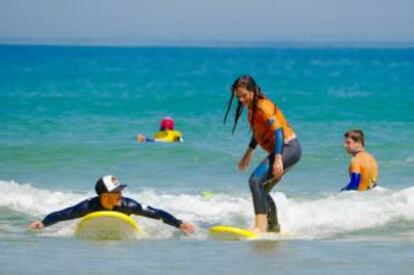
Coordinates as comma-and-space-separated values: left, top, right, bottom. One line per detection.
136, 116, 183, 143
29, 175, 195, 234
224, 75, 301, 234
341, 129, 378, 191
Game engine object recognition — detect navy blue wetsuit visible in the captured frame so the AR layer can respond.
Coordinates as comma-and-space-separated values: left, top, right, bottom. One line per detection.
248, 133, 301, 232
42, 196, 182, 228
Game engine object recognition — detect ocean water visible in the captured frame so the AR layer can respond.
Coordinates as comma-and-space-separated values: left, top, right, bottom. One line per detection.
0, 45, 413, 274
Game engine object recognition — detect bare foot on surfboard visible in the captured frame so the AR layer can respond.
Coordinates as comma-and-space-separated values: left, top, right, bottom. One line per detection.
251, 227, 266, 235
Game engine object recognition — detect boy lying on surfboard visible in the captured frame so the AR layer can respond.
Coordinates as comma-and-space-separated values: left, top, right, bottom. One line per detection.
29, 175, 195, 234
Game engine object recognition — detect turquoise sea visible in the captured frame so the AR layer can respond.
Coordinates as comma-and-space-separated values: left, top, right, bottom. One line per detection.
0, 45, 413, 274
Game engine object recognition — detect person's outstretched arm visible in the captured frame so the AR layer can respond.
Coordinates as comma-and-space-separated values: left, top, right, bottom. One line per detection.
136, 134, 160, 143
125, 198, 195, 234
29, 199, 93, 229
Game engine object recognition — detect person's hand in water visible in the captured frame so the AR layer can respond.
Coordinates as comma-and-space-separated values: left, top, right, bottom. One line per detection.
29, 221, 44, 230
136, 134, 146, 143
179, 222, 196, 234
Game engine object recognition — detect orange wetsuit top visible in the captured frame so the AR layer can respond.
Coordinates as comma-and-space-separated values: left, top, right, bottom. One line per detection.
349, 151, 378, 191
248, 97, 296, 154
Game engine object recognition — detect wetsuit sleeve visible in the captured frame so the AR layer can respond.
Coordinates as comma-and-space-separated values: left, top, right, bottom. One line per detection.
126, 199, 183, 228
248, 136, 257, 149
341, 159, 362, 191
273, 128, 284, 155
145, 137, 157, 142
41, 199, 91, 227
341, 173, 361, 191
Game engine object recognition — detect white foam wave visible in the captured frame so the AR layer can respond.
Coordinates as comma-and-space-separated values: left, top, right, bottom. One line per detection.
0, 180, 91, 216
405, 156, 414, 163
1, 180, 413, 240
280, 187, 414, 239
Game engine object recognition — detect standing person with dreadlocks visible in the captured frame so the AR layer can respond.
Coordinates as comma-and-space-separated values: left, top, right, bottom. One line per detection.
224, 75, 301, 234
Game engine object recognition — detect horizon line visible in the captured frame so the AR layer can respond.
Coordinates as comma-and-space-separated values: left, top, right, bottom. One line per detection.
1, 37, 414, 49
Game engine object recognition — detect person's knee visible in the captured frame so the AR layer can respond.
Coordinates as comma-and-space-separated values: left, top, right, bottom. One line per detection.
249, 176, 261, 193
250, 178, 270, 214
263, 177, 279, 193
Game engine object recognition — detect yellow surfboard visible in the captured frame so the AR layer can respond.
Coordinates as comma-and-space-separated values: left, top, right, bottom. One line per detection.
75, 211, 142, 240
209, 225, 258, 240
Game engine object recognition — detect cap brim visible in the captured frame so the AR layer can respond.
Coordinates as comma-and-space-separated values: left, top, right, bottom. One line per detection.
111, 184, 127, 193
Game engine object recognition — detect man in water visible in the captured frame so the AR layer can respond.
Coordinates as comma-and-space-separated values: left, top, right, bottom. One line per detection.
136, 116, 183, 143
29, 175, 195, 234
341, 129, 378, 191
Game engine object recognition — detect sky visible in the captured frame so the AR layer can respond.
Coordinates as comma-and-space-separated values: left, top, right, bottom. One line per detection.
0, 0, 413, 45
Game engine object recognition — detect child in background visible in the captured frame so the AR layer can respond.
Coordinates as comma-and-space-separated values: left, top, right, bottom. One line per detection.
136, 117, 183, 143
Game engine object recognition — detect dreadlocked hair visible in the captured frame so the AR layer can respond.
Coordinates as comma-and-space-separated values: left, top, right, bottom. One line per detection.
223, 75, 264, 134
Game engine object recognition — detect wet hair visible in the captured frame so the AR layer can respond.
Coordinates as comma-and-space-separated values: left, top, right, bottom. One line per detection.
223, 75, 264, 134
344, 129, 365, 147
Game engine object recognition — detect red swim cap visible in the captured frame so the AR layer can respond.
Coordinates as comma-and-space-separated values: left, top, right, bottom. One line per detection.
160, 117, 174, 130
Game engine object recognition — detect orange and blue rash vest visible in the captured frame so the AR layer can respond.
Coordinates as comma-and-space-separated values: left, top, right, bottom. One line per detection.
342, 151, 378, 191
248, 97, 296, 154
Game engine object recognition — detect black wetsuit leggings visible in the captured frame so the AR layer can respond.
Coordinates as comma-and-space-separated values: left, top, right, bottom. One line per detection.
249, 139, 301, 231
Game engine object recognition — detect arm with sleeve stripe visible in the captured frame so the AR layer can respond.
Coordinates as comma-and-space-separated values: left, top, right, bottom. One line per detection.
341, 173, 361, 191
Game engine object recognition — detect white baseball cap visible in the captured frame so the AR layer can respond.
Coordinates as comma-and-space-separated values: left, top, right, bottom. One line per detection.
95, 175, 127, 195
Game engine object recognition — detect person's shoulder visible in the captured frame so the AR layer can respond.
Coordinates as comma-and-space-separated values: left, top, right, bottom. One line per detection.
256, 98, 276, 115
153, 130, 167, 138
75, 196, 97, 205
171, 130, 182, 136
364, 150, 378, 163
257, 97, 274, 109
352, 152, 373, 168
350, 155, 362, 167
84, 196, 101, 206
87, 196, 99, 201
69, 196, 99, 212
122, 197, 141, 208
357, 151, 373, 160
